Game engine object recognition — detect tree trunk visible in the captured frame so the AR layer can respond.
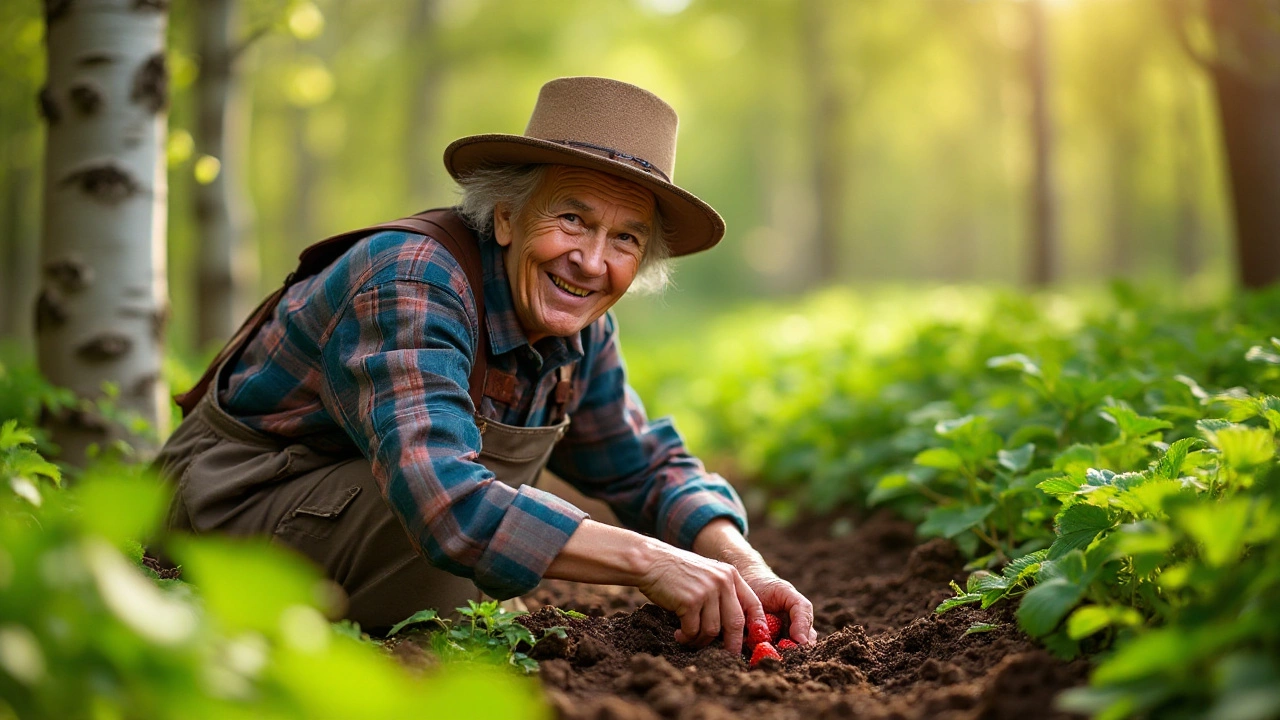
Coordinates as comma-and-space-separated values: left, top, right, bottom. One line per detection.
1025, 0, 1058, 287
1173, 82, 1202, 278
36, 0, 170, 464
800, 0, 848, 285
1108, 124, 1138, 278
1206, 0, 1280, 289
403, 0, 444, 205
290, 103, 319, 255
194, 0, 256, 351
2, 165, 38, 352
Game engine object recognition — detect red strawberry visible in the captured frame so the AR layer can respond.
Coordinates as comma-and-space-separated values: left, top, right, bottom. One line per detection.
749, 641, 782, 667
777, 639, 798, 651
764, 613, 784, 641
746, 619, 771, 648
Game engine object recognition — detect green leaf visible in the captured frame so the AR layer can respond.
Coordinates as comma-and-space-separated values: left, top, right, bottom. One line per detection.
0, 420, 37, 451
914, 447, 962, 471
920, 504, 995, 539
1176, 498, 1252, 567
1016, 550, 1096, 637
72, 464, 168, 547
936, 593, 982, 614
556, 608, 587, 620
1017, 576, 1087, 638
998, 443, 1035, 472
967, 570, 1009, 594
935, 415, 977, 436
387, 609, 441, 637
3, 447, 62, 486
1245, 344, 1280, 365
1065, 605, 1141, 641
1037, 475, 1081, 497
1092, 629, 1195, 685
1205, 426, 1275, 470
1065, 605, 1111, 640
1082, 468, 1145, 492
936, 580, 983, 614
1053, 444, 1101, 472
1113, 479, 1184, 519
986, 353, 1041, 376
965, 623, 998, 635
1002, 549, 1050, 583
1100, 406, 1172, 439
1208, 652, 1280, 720
1049, 504, 1111, 559
1154, 437, 1203, 479
170, 536, 333, 635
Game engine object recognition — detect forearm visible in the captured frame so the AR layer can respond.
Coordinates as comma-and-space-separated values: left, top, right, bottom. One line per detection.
543, 518, 663, 586
692, 517, 765, 570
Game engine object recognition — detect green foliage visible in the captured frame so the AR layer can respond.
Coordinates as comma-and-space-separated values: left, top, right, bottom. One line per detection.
627, 284, 1280, 719
0, 418, 548, 719
389, 601, 566, 675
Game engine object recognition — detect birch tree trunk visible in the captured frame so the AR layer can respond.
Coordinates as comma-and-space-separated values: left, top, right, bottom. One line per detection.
37, 0, 169, 464
195, 0, 255, 351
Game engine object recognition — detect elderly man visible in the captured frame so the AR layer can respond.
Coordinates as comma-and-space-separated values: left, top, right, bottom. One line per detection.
157, 77, 814, 653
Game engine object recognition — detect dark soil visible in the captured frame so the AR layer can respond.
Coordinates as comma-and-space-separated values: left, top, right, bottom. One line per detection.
513, 512, 1089, 720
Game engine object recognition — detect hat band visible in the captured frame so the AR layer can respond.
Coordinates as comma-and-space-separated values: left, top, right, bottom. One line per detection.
548, 139, 672, 183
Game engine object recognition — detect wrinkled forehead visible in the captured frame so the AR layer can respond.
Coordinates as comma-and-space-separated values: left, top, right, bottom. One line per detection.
537, 165, 657, 225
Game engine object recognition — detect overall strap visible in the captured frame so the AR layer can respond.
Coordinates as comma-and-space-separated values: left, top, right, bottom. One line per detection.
174, 207, 489, 417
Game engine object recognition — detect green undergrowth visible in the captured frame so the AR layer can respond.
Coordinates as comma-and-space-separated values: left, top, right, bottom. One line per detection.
383, 601, 568, 674
0, 385, 548, 719
625, 284, 1280, 720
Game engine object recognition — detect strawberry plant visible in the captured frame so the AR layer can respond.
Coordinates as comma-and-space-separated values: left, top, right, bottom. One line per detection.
387, 601, 567, 673
0, 406, 548, 719
624, 284, 1280, 719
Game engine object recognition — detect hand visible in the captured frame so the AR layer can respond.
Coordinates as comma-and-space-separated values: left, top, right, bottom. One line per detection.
737, 561, 817, 645
635, 543, 765, 654
692, 518, 817, 645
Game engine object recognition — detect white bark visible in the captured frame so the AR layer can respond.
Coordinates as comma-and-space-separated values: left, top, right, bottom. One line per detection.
37, 0, 169, 463
195, 0, 256, 351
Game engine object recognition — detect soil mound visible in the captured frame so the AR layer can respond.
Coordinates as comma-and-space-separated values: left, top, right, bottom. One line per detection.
517, 512, 1088, 719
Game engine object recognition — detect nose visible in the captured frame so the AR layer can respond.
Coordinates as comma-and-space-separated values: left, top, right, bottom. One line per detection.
570, 228, 608, 278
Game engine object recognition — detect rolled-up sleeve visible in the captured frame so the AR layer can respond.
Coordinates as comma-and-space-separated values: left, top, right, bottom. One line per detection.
547, 315, 748, 548
319, 277, 586, 599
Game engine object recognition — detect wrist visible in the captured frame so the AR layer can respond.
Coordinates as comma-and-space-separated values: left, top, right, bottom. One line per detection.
692, 517, 762, 566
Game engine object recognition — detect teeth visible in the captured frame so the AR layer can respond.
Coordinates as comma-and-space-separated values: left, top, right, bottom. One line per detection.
551, 275, 591, 297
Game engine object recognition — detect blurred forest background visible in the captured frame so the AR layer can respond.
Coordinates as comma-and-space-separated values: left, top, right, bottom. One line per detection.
0, 0, 1269, 359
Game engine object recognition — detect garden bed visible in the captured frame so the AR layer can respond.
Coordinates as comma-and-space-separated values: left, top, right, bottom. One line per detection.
420, 511, 1087, 719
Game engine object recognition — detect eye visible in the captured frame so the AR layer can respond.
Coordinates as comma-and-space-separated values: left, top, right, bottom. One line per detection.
618, 233, 640, 246
560, 213, 581, 224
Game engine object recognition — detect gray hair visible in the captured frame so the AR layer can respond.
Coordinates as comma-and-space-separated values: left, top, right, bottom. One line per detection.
454, 164, 673, 293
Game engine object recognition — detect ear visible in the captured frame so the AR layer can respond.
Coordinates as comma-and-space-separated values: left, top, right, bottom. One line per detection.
493, 204, 514, 248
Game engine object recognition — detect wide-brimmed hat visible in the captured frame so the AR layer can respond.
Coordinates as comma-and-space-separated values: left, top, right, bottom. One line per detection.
443, 76, 725, 257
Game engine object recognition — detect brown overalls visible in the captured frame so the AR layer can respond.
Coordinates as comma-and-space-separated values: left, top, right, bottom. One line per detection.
155, 209, 573, 631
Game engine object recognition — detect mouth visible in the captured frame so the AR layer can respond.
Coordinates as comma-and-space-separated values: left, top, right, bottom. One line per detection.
548, 273, 594, 299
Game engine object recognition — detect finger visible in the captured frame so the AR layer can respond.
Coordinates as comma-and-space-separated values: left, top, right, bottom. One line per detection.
787, 593, 816, 644
674, 603, 702, 646
809, 628, 818, 643
720, 587, 746, 654
696, 595, 722, 648
734, 571, 766, 640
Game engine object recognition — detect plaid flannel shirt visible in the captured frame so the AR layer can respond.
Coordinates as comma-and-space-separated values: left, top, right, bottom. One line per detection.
220, 229, 748, 599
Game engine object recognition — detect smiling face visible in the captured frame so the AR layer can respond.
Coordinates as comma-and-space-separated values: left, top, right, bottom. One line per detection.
493, 165, 656, 344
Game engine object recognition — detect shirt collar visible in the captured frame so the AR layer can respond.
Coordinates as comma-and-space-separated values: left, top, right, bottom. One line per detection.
480, 237, 585, 363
